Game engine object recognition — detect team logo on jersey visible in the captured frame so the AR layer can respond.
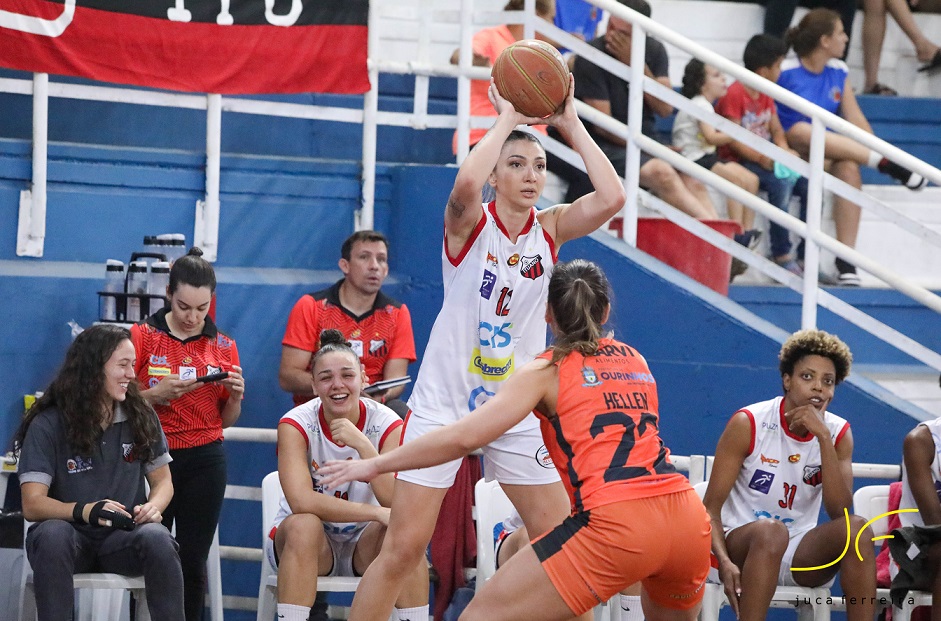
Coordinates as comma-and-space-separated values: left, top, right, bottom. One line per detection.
788, 454, 801, 463
349, 339, 364, 358
149, 354, 168, 366
519, 254, 544, 280
759, 454, 779, 466
206, 365, 222, 375
148, 366, 171, 376
66, 456, 93, 473
179, 366, 197, 381
830, 86, 842, 104
468, 349, 514, 380
468, 386, 495, 411
581, 366, 602, 387
802, 465, 822, 487
535, 445, 555, 469
182, 357, 193, 365
748, 470, 775, 494
486, 252, 498, 267
369, 339, 388, 359
479, 269, 496, 300
506, 253, 520, 266
122, 443, 135, 462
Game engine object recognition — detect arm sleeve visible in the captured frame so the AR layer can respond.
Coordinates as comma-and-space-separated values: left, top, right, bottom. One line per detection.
145, 413, 173, 475
388, 305, 417, 363
17, 413, 57, 488
282, 296, 320, 352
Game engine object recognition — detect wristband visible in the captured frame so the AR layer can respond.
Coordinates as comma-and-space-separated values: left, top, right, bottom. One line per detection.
87, 500, 109, 527
72, 502, 86, 524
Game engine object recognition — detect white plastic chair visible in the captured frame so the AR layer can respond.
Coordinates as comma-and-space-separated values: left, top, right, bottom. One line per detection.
19, 521, 151, 621
692, 481, 831, 621
853, 484, 932, 621
472, 478, 615, 621
257, 471, 386, 621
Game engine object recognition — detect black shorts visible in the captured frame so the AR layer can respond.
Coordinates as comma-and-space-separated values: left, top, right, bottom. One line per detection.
693, 152, 719, 170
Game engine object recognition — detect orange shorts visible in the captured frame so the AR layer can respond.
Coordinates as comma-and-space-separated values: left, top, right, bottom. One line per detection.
532, 489, 711, 615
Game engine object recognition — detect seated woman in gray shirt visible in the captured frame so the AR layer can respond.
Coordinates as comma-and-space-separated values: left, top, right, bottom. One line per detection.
14, 324, 184, 621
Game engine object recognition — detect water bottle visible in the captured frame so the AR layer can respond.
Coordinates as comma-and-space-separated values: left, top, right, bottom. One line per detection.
142, 236, 168, 266
157, 233, 187, 263
126, 261, 148, 323
101, 260, 125, 322
150, 261, 170, 296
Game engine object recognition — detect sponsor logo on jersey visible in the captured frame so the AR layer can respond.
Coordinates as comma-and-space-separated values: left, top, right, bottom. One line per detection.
486, 252, 498, 267
760, 454, 779, 466
206, 365, 222, 375
148, 377, 160, 388
478, 321, 512, 349
310, 458, 320, 471
349, 339, 364, 358
369, 339, 388, 359
179, 366, 197, 381
598, 370, 655, 383
536, 445, 554, 468
752, 510, 795, 526
802, 465, 822, 487
788, 454, 801, 463
216, 334, 232, 348
182, 356, 193, 365
582, 366, 602, 387
468, 386, 495, 411
761, 421, 779, 431
468, 349, 514, 380
506, 253, 520, 266
66, 456, 93, 473
519, 254, 544, 280
122, 443, 135, 462
149, 354, 168, 366
479, 269, 496, 300
748, 469, 775, 494
148, 366, 171, 376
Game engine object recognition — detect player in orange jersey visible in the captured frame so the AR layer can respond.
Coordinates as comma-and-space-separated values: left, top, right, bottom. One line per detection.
319, 259, 710, 621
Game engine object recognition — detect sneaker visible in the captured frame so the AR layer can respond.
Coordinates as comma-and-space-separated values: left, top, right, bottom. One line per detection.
837, 271, 862, 287
734, 229, 763, 249
878, 158, 927, 190
774, 258, 804, 277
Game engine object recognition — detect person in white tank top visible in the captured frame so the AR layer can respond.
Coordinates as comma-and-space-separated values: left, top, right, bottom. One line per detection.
702, 330, 877, 621
270, 330, 429, 621
897, 416, 941, 606
345, 77, 627, 621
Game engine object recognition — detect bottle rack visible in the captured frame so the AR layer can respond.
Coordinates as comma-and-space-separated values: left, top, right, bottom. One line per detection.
97, 292, 168, 324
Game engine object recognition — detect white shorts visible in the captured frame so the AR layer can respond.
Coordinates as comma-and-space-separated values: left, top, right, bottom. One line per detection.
265, 524, 364, 578
396, 411, 561, 488
707, 526, 836, 589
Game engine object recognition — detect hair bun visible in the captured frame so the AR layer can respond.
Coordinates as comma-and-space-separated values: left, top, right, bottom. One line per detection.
187, 246, 204, 257
319, 329, 348, 348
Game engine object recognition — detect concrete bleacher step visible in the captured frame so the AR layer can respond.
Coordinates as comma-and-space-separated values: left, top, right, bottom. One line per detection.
856, 365, 941, 417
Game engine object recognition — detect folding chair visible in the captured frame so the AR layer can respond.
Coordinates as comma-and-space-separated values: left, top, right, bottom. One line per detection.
692, 481, 830, 621
853, 484, 932, 621
256, 471, 387, 621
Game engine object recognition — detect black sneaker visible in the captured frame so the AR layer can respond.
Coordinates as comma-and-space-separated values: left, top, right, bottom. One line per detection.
878, 158, 927, 190
734, 229, 763, 249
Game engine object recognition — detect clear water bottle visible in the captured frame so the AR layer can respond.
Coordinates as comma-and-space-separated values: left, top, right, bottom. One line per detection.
150, 261, 170, 297
101, 259, 125, 322
157, 233, 187, 264
126, 261, 148, 323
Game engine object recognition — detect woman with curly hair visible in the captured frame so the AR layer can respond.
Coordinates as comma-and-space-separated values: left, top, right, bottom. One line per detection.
14, 324, 183, 621
701, 329, 876, 621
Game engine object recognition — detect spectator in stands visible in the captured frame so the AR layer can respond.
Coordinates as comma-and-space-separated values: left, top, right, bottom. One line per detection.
861, 0, 941, 94
554, 0, 719, 219
716, 34, 803, 275
15, 324, 184, 621
702, 329, 877, 621
279, 230, 416, 419
269, 330, 428, 621
554, 0, 604, 52
896, 415, 941, 609
777, 8, 926, 286
131, 247, 245, 621
763, 0, 856, 56
449, 0, 556, 153
674, 58, 763, 271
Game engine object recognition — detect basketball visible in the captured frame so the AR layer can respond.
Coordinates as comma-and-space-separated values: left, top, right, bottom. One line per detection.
492, 39, 570, 118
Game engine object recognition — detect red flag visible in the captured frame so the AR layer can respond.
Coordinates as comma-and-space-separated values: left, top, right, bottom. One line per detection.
0, 0, 369, 94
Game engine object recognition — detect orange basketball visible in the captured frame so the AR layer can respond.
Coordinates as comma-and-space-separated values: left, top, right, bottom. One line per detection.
492, 39, 570, 118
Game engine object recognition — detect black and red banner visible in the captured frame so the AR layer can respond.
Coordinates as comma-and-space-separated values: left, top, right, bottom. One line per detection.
0, 0, 369, 94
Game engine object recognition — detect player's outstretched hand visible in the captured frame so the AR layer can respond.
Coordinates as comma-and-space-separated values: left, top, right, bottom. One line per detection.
488, 79, 548, 127
319, 458, 380, 490
541, 74, 579, 132
717, 557, 743, 618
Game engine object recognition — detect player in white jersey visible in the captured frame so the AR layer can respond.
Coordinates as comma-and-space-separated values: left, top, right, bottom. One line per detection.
345, 78, 626, 621
702, 330, 876, 621
897, 416, 941, 610
269, 330, 428, 621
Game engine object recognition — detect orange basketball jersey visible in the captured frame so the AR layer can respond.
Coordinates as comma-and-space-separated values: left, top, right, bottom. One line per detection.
536, 338, 689, 513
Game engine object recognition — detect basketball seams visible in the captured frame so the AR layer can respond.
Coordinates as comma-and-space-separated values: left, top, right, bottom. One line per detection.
507, 53, 557, 116
493, 39, 570, 118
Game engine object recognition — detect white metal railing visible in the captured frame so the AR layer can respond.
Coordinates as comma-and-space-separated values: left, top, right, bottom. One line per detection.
450, 0, 941, 375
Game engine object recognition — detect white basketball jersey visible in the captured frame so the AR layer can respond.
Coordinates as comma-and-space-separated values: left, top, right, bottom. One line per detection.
899, 417, 941, 528
722, 397, 850, 537
273, 398, 403, 541
408, 203, 555, 431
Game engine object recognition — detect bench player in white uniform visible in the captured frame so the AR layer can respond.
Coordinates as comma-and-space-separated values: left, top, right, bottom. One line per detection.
343, 77, 626, 621
702, 329, 877, 621
267, 330, 428, 621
